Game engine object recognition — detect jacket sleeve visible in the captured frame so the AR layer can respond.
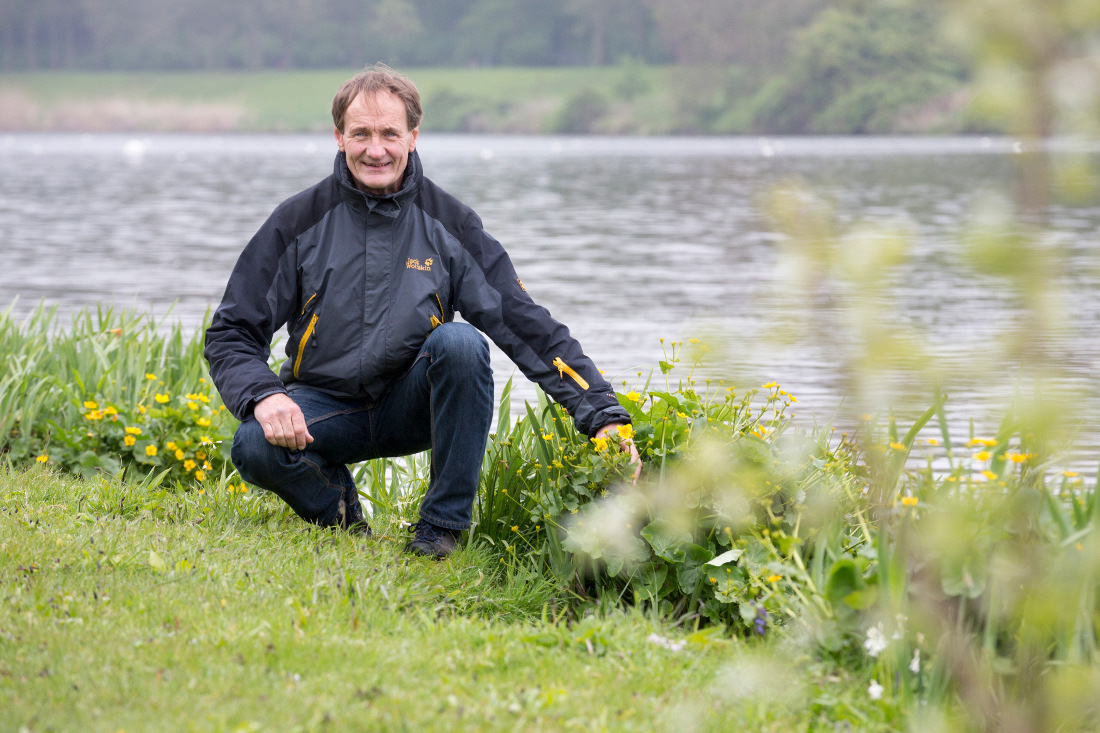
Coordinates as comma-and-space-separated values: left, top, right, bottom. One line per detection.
204, 210, 299, 421
449, 211, 630, 437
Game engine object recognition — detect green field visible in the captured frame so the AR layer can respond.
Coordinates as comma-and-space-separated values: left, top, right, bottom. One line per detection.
0, 66, 676, 134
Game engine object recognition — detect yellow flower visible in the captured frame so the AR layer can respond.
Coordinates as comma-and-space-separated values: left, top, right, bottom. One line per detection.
592, 436, 609, 452
183, 459, 196, 472
124, 435, 136, 447
981, 470, 998, 481
86, 410, 103, 421
980, 438, 998, 447
1007, 452, 1030, 464
511, 525, 519, 532
616, 424, 634, 440
761, 381, 778, 389
35, 454, 48, 463
203, 461, 212, 471
973, 451, 991, 462
927, 438, 940, 446
889, 442, 906, 451
175, 449, 185, 460
187, 401, 198, 411
196, 450, 207, 461
788, 394, 798, 403
200, 435, 212, 445
83, 400, 98, 410
155, 393, 170, 403
145, 444, 158, 457
196, 417, 211, 427
104, 406, 118, 416
198, 394, 210, 403
901, 496, 918, 507
766, 574, 782, 583
1064, 470, 1080, 478
195, 470, 206, 482
137, 405, 147, 414
626, 391, 641, 403
541, 433, 553, 441
166, 441, 178, 451
145, 373, 157, 380
125, 426, 142, 435
677, 411, 687, 418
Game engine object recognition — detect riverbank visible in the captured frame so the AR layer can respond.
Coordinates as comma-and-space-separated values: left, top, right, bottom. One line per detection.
0, 66, 973, 135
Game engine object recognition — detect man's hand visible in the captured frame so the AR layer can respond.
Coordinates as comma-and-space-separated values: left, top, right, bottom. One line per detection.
596, 422, 642, 483
253, 393, 313, 450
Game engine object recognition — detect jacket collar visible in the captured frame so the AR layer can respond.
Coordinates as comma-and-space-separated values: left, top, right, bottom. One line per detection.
334, 149, 421, 218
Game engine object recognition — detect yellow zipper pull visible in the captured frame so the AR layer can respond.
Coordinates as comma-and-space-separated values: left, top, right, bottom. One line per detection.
552, 357, 590, 390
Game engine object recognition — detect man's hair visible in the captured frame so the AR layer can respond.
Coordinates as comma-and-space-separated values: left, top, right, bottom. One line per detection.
331, 63, 422, 133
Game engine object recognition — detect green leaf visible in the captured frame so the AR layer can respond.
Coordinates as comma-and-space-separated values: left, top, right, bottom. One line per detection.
641, 520, 692, 563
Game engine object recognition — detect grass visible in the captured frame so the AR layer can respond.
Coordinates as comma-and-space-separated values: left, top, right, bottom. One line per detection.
0, 66, 676, 134
0, 466, 893, 732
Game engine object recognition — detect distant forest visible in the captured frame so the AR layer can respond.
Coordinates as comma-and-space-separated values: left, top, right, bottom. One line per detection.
4, 0, 937, 72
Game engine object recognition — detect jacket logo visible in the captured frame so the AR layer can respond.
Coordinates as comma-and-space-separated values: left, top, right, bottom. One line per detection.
406, 257, 433, 271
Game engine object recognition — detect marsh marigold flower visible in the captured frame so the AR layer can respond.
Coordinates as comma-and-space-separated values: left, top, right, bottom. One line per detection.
183, 459, 196, 472
166, 441, 177, 451
889, 442, 906, 451
145, 445, 158, 456
981, 470, 998, 481
195, 470, 206, 482
626, 391, 641, 403
187, 401, 198, 411
592, 436, 609, 451
155, 393, 169, 403
35, 454, 48, 463
901, 496, 918, 507
616, 424, 634, 440
174, 449, 185, 460
83, 400, 98, 410
145, 373, 157, 380
973, 451, 991, 462
197, 417, 211, 427
125, 426, 142, 435
124, 435, 136, 447
766, 574, 782, 583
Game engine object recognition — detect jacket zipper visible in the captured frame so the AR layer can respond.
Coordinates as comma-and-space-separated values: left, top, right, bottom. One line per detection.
429, 293, 445, 330
552, 357, 589, 390
300, 292, 317, 316
293, 313, 319, 378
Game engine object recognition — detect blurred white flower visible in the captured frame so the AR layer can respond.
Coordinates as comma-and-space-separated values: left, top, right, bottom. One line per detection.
909, 649, 921, 674
864, 624, 888, 657
868, 679, 884, 700
647, 633, 686, 652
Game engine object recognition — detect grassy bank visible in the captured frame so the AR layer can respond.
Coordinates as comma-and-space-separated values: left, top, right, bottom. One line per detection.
0, 66, 676, 134
0, 468, 893, 731
0, 64, 975, 135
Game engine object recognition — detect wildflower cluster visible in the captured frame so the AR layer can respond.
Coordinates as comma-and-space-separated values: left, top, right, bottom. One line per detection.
36, 378, 234, 486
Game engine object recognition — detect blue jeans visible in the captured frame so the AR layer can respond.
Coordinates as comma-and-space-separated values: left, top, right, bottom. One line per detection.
230, 323, 493, 531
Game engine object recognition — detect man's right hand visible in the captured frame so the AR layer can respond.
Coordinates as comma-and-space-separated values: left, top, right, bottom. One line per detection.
253, 393, 313, 450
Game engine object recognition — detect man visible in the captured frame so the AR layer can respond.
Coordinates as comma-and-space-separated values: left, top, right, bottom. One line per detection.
204, 64, 637, 558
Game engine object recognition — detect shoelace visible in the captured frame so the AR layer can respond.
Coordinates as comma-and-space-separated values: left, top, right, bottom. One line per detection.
409, 520, 442, 543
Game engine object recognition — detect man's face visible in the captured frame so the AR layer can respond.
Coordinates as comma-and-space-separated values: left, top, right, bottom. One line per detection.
334, 90, 419, 195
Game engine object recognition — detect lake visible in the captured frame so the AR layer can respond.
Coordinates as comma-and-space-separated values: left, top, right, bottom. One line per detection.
2, 133, 1098, 468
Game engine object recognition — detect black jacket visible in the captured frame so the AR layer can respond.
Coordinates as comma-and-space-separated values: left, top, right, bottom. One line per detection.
204, 150, 630, 437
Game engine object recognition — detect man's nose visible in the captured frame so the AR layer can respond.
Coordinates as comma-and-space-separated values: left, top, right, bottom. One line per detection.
364, 139, 385, 157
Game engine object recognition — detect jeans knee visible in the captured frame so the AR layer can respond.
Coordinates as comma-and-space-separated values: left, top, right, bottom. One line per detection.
430, 323, 490, 374
231, 418, 276, 485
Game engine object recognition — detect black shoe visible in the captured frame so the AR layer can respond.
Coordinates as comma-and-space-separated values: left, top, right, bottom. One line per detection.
403, 520, 461, 559
338, 492, 372, 537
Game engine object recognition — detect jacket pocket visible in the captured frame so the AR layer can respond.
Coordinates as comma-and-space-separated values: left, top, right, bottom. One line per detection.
293, 293, 321, 379
552, 356, 589, 390
427, 292, 446, 334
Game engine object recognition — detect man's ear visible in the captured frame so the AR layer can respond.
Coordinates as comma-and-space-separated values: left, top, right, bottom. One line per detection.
409, 127, 419, 152
334, 126, 344, 151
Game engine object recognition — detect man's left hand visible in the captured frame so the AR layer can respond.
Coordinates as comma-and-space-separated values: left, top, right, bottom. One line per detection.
596, 422, 642, 483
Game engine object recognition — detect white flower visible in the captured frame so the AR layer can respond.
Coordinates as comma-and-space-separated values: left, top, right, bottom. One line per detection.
868, 679, 884, 700
647, 633, 686, 652
864, 624, 888, 657
909, 649, 921, 674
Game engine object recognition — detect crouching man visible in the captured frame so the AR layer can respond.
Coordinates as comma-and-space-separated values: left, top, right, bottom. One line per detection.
204, 64, 637, 558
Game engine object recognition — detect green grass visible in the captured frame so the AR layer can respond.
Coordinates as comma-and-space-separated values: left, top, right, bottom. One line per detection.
0, 466, 892, 732
0, 66, 676, 133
